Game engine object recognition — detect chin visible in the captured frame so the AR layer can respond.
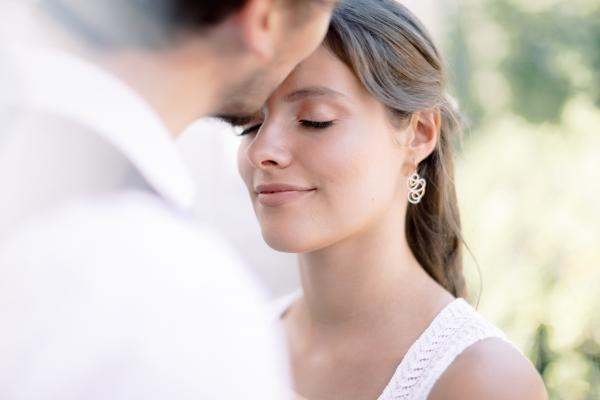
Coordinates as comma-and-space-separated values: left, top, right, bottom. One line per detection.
261, 230, 322, 254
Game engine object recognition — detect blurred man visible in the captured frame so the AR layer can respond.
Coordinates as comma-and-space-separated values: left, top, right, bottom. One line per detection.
0, 0, 335, 398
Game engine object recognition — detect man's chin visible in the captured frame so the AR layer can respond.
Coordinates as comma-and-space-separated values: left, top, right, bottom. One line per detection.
213, 72, 276, 124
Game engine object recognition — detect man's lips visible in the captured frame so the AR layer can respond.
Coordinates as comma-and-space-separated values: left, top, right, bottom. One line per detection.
254, 184, 316, 206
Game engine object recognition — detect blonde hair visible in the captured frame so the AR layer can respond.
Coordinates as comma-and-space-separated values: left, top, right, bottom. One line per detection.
324, 0, 467, 297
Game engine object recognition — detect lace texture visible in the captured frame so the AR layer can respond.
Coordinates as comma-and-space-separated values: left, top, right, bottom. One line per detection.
377, 299, 508, 400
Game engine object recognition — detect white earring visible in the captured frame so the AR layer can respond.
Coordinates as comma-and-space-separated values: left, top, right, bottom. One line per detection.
407, 170, 426, 205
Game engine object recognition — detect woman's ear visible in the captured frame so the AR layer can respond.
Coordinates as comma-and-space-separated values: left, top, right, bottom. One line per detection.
407, 108, 441, 164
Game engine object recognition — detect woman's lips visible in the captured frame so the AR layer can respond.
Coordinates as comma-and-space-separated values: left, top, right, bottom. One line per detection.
254, 184, 316, 207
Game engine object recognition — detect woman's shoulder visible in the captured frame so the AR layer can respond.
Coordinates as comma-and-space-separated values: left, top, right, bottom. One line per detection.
427, 337, 548, 400
382, 298, 545, 399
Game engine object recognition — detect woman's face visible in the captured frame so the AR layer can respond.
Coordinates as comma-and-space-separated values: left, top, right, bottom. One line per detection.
237, 45, 412, 253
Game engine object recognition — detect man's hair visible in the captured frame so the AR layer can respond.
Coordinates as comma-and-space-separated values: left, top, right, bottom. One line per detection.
41, 0, 308, 48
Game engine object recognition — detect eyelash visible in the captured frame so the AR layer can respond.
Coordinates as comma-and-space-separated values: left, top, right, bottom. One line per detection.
238, 120, 335, 137
238, 124, 262, 136
300, 120, 335, 129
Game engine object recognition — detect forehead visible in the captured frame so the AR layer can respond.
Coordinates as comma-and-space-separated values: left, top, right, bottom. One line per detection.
268, 45, 369, 105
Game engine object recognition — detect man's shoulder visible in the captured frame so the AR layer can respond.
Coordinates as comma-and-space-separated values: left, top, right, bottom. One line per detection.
0, 190, 272, 340
1, 190, 264, 300
428, 338, 548, 400
0, 191, 289, 399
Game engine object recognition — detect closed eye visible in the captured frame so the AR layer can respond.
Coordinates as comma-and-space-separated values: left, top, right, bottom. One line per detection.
238, 124, 262, 136
300, 120, 335, 129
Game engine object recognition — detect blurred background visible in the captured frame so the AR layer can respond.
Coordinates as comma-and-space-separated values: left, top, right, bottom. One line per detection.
177, 0, 600, 398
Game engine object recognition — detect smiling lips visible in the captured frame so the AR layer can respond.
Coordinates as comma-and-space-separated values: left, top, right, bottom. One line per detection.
254, 184, 316, 207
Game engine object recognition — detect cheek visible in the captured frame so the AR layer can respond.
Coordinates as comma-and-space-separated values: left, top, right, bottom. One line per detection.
287, 15, 330, 65
304, 14, 331, 52
308, 124, 404, 230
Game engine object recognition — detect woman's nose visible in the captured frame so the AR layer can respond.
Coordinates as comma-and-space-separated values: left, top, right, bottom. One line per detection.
245, 125, 292, 170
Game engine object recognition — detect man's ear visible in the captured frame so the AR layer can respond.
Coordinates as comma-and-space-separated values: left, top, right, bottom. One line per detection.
230, 0, 279, 62
406, 108, 441, 164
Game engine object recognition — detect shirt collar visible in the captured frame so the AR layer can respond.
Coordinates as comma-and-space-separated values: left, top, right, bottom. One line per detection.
4, 46, 197, 210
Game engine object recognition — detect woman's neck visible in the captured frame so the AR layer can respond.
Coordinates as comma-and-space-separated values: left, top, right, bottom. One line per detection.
296, 210, 444, 335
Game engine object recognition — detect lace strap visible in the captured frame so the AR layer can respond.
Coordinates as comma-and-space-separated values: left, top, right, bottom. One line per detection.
378, 299, 507, 400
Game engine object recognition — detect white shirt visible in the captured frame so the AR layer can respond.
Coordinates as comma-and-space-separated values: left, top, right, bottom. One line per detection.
0, 46, 290, 399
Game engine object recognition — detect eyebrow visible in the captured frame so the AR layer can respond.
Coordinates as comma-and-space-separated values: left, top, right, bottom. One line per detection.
283, 86, 347, 103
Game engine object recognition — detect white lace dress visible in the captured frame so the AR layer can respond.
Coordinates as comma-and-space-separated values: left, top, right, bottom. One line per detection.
272, 292, 518, 400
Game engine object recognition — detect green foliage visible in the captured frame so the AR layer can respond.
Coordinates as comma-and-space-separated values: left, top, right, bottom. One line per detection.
531, 324, 557, 375
445, 0, 600, 127
456, 99, 600, 400
441, 0, 600, 398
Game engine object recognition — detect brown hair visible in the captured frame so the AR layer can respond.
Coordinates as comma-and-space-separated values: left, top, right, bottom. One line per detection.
324, 0, 467, 297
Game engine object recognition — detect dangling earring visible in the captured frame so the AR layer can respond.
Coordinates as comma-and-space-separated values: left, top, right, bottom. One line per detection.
407, 165, 426, 205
